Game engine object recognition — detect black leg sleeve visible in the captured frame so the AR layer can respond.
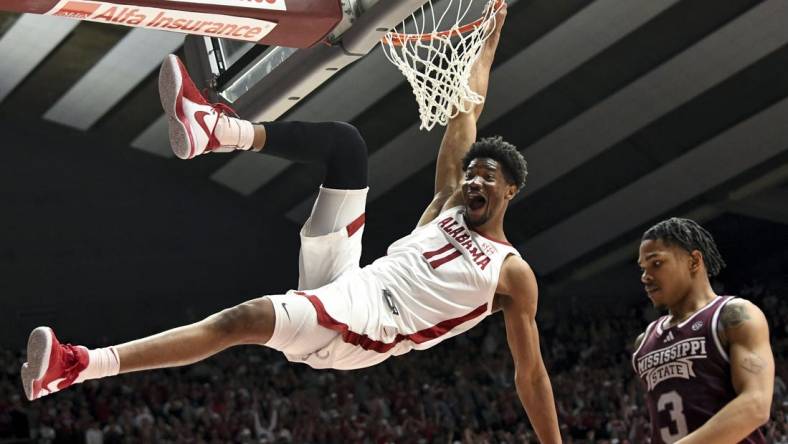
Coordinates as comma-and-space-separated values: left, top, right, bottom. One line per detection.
261, 121, 368, 190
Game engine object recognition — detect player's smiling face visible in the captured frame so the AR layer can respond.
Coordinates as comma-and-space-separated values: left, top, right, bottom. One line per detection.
461, 158, 516, 227
638, 239, 694, 309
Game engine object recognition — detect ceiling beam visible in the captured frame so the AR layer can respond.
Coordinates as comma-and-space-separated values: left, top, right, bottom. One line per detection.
44, 28, 183, 130
723, 188, 788, 226
131, 115, 174, 158
544, 164, 788, 294
521, 95, 788, 275
511, 0, 788, 203
0, 14, 77, 103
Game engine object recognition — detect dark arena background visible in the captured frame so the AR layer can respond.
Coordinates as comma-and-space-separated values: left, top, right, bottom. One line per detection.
1, 0, 788, 443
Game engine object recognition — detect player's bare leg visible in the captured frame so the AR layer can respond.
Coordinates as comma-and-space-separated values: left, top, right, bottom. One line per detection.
115, 297, 275, 372
21, 297, 276, 401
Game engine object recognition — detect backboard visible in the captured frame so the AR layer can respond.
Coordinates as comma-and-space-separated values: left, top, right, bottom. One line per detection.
182, 0, 433, 122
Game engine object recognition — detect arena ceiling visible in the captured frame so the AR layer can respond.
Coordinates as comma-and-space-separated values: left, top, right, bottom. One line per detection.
1, 0, 787, 341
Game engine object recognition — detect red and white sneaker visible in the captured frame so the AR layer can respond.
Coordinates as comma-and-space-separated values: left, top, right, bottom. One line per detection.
20, 327, 89, 401
158, 54, 238, 160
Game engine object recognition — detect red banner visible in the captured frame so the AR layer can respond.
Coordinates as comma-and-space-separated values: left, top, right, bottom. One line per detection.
0, 0, 342, 48
46, 1, 277, 42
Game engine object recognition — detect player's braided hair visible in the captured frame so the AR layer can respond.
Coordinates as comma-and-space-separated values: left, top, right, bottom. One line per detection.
642, 218, 726, 277
462, 136, 527, 191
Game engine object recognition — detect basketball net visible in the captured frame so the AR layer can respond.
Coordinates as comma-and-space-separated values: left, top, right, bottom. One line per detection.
381, 0, 504, 131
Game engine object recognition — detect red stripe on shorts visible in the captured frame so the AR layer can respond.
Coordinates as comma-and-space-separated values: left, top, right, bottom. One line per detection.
295, 291, 487, 353
346, 213, 365, 237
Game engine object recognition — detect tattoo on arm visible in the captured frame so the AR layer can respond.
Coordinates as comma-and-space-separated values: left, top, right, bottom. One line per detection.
720, 303, 751, 329
740, 353, 766, 375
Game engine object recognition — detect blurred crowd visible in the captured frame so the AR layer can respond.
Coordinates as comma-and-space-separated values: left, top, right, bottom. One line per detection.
0, 275, 785, 444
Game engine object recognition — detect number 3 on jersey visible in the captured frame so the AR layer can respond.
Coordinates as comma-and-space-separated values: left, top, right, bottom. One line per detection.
658, 391, 688, 443
423, 243, 461, 269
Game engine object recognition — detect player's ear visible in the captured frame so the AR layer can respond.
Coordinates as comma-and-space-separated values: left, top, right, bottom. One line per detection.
689, 250, 703, 274
505, 182, 517, 200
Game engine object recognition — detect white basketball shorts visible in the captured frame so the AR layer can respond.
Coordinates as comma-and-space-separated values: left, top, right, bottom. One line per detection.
264, 187, 392, 370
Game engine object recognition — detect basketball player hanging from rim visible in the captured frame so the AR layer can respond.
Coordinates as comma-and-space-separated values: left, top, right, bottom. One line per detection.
21, 5, 561, 441
632, 218, 774, 444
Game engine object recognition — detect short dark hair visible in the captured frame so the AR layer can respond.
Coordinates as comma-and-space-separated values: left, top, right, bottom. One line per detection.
642, 217, 726, 277
461, 136, 527, 191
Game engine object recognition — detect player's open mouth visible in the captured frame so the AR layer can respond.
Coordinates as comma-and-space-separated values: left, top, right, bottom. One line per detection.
645, 286, 660, 295
467, 194, 487, 211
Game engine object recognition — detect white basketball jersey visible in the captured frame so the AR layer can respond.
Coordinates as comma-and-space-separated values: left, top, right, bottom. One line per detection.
304, 206, 521, 358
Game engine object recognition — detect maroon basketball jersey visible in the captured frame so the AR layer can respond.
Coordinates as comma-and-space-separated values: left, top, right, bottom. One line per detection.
632, 296, 765, 444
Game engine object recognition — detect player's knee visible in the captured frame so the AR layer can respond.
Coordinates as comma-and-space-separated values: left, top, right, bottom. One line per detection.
329, 122, 367, 160
325, 122, 368, 189
210, 298, 273, 345
333, 121, 366, 153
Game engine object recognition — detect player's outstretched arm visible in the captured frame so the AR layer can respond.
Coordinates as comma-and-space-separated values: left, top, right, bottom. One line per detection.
676, 300, 774, 444
417, 4, 507, 226
498, 256, 562, 443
